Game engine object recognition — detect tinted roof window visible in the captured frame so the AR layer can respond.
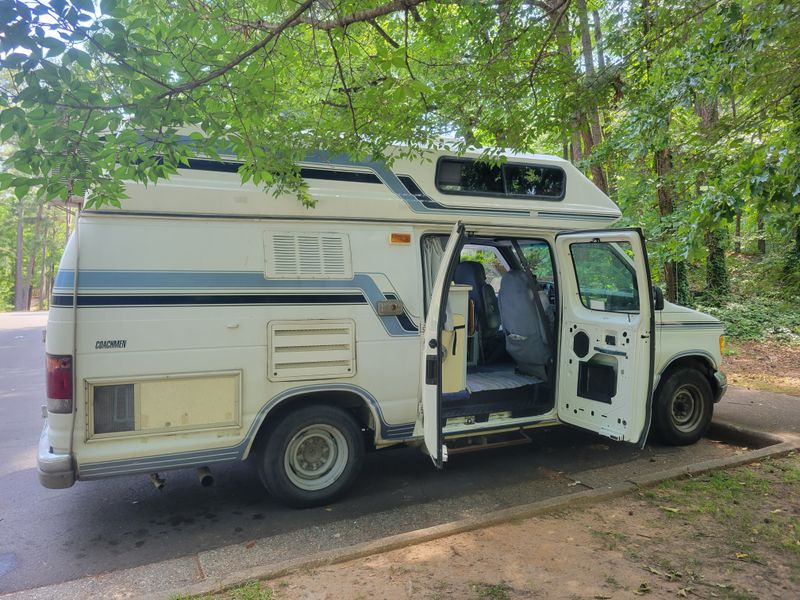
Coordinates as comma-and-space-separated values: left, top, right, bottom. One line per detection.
504, 164, 564, 198
437, 160, 504, 194
436, 158, 565, 200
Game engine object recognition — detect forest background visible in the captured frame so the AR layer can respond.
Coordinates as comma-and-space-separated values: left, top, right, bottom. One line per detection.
0, 0, 798, 349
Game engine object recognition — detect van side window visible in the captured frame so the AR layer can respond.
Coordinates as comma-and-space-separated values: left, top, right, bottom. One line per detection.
519, 242, 554, 283
570, 242, 640, 313
460, 245, 509, 292
436, 158, 565, 200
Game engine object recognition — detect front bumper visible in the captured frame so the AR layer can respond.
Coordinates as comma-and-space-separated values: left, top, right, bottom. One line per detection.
713, 369, 728, 402
37, 422, 75, 489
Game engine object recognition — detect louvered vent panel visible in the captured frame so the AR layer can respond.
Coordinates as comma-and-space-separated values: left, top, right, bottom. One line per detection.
264, 232, 352, 279
268, 320, 356, 381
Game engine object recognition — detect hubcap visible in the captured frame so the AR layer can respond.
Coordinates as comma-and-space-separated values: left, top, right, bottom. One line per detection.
284, 424, 348, 491
670, 384, 703, 433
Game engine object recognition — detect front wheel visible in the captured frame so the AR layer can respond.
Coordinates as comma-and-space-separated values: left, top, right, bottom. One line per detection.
652, 368, 714, 446
257, 404, 365, 508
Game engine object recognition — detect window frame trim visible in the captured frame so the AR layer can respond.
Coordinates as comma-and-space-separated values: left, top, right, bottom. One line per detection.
434, 156, 567, 202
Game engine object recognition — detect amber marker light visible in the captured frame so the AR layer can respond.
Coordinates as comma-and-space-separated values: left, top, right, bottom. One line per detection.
719, 335, 725, 355
390, 232, 411, 245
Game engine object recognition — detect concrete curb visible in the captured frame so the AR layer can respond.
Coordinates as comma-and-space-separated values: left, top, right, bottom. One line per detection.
141, 423, 799, 600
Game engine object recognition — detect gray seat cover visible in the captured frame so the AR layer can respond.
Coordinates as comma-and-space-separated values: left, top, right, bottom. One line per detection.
498, 270, 551, 379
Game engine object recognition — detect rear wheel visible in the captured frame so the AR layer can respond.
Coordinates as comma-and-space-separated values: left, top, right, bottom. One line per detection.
652, 368, 713, 446
257, 404, 365, 508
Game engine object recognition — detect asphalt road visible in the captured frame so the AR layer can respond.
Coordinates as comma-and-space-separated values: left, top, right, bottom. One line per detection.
0, 311, 796, 595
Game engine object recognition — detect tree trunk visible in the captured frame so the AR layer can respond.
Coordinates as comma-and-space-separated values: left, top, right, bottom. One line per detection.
654, 146, 686, 303
39, 213, 49, 310
591, 9, 606, 70
576, 0, 595, 79
695, 97, 729, 298
547, 0, 584, 168
570, 129, 582, 162
705, 229, 730, 300
26, 202, 44, 311
675, 262, 691, 306
14, 200, 27, 311
575, 0, 607, 193
734, 211, 742, 253
757, 214, 766, 254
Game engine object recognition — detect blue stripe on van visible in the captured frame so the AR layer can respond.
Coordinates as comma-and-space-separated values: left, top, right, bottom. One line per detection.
53, 270, 419, 337
180, 158, 383, 185
52, 292, 367, 308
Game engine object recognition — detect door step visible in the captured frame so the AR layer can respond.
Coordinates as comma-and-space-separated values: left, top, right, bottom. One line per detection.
446, 429, 532, 455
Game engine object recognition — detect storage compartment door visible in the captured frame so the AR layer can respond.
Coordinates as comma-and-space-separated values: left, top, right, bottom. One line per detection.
554, 229, 655, 444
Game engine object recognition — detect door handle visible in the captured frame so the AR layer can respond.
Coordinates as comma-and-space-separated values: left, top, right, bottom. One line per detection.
593, 346, 627, 358
425, 355, 439, 385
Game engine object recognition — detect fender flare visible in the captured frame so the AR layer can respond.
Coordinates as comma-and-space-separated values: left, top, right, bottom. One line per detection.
241, 383, 415, 458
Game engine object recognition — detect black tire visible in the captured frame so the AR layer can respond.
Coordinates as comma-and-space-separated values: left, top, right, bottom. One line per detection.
257, 404, 364, 508
652, 368, 713, 446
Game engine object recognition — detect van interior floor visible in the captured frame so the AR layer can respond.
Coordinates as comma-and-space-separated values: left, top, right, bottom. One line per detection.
441, 364, 553, 421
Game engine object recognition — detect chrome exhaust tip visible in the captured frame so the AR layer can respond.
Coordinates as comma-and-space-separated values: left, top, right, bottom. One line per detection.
197, 466, 214, 487
149, 472, 165, 490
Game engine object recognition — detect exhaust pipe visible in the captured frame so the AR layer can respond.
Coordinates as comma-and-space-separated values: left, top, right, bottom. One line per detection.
149, 472, 165, 490
197, 466, 214, 487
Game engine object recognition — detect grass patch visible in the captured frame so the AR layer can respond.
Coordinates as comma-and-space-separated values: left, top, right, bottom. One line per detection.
643, 455, 800, 570
647, 469, 770, 520
170, 581, 273, 600
470, 582, 512, 600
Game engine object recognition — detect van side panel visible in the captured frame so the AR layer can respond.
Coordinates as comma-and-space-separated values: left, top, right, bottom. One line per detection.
54, 215, 424, 478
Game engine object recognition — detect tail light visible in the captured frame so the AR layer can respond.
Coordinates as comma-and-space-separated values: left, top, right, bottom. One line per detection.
46, 354, 73, 413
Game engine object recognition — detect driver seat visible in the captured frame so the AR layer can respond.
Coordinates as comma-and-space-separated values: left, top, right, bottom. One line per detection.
454, 261, 503, 361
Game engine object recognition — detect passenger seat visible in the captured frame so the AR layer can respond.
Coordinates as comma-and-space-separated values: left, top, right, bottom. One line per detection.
498, 270, 551, 380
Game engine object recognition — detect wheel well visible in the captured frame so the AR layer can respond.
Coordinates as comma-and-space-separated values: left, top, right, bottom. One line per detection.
656, 355, 718, 398
246, 391, 376, 458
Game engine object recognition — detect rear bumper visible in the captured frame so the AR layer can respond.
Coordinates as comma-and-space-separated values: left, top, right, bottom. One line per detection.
37, 422, 75, 489
713, 369, 727, 402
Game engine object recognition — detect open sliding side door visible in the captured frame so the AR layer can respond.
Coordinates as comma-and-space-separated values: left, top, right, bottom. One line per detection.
554, 228, 655, 445
420, 222, 465, 468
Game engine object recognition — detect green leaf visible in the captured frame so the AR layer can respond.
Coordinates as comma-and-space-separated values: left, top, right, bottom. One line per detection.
65, 48, 92, 69
40, 37, 67, 56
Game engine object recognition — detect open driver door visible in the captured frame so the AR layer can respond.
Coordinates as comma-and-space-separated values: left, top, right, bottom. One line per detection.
554, 228, 655, 446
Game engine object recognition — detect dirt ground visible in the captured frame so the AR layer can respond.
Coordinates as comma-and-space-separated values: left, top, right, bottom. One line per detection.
207, 454, 800, 600
722, 341, 800, 397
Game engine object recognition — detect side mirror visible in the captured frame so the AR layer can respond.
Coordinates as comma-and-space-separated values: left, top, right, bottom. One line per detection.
652, 285, 665, 311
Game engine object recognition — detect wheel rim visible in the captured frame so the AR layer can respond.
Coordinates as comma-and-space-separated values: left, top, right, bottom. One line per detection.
669, 383, 704, 433
284, 424, 349, 491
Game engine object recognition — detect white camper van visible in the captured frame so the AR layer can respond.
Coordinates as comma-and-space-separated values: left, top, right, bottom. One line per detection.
38, 147, 727, 507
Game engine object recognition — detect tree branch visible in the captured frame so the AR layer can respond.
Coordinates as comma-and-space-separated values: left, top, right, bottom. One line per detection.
153, 0, 317, 100
368, 19, 400, 48
527, 0, 571, 85
327, 30, 359, 135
